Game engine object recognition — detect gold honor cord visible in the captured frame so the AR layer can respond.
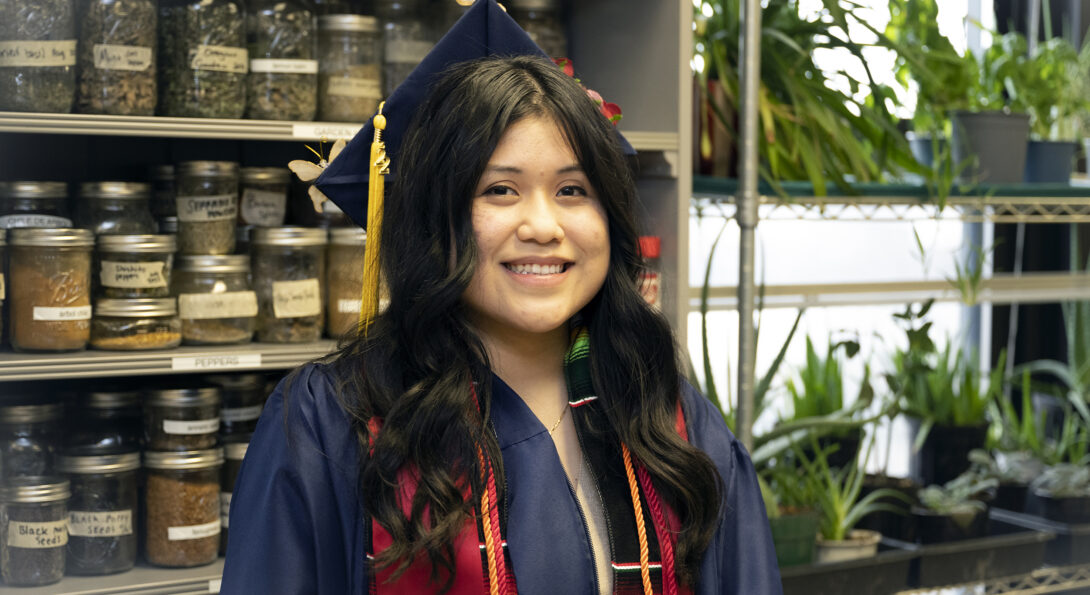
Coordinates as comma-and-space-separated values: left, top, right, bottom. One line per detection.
360, 103, 390, 336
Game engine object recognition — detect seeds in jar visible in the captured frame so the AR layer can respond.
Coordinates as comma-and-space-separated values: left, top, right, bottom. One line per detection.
0, 478, 70, 587
144, 470, 219, 567
0, 0, 77, 113
10, 231, 93, 352
77, 0, 157, 115
158, 0, 246, 118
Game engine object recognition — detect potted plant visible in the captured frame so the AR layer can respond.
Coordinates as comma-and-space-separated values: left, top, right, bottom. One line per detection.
911, 471, 997, 543
1013, 36, 1084, 182
967, 449, 1042, 513
1026, 463, 1090, 524
762, 464, 821, 568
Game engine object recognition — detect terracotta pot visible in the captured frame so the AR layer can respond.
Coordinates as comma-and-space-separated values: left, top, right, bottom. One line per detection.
814, 529, 881, 564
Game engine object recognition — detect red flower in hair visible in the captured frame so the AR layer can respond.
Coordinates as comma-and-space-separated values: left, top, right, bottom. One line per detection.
552, 57, 622, 125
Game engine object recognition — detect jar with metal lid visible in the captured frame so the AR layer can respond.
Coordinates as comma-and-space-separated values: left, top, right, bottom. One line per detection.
219, 436, 248, 554
376, 0, 433, 97
206, 374, 266, 437
252, 227, 327, 342
174, 255, 257, 345
158, 0, 247, 118
0, 403, 63, 481
91, 298, 182, 351
67, 391, 141, 451
0, 0, 77, 113
159, 216, 179, 235
58, 450, 139, 575
246, 0, 318, 121
239, 167, 290, 227
76, 182, 157, 236
150, 165, 177, 219
143, 449, 222, 567
9, 228, 94, 352
317, 15, 382, 123
509, 0, 566, 58
0, 476, 70, 586
326, 227, 365, 338
144, 388, 221, 451
96, 234, 176, 299
76, 0, 157, 116
0, 182, 72, 229
176, 161, 239, 255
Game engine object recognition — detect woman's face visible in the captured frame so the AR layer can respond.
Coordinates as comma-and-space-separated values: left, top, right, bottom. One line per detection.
462, 115, 610, 342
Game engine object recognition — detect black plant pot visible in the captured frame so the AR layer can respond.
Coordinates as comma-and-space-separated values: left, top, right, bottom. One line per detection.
1030, 392, 1068, 441
908, 421, 988, 487
1025, 489, 1090, 524
994, 482, 1029, 513
907, 133, 947, 168
1024, 140, 1076, 183
950, 110, 1030, 183
857, 475, 919, 542
909, 506, 989, 544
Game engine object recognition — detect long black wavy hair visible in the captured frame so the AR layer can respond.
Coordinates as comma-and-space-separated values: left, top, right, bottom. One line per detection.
328, 55, 722, 588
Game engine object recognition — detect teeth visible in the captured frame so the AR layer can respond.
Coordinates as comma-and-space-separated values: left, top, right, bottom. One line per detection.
505, 263, 564, 275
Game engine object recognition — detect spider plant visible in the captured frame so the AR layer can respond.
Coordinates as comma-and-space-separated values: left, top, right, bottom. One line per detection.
784, 335, 873, 425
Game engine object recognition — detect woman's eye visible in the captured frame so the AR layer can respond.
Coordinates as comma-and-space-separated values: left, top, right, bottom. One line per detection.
485, 185, 516, 196
558, 185, 587, 197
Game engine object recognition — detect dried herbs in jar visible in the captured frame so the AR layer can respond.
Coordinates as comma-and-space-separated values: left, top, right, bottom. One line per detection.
176, 161, 239, 255
58, 450, 139, 575
0, 476, 70, 586
91, 298, 182, 351
0, 0, 77, 113
158, 0, 246, 118
77, 0, 157, 115
252, 227, 327, 343
144, 388, 221, 451
174, 255, 257, 345
96, 234, 176, 299
143, 449, 222, 567
317, 15, 381, 123
246, 0, 318, 121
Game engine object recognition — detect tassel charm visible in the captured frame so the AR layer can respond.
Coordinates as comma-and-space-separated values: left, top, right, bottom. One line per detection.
360, 103, 389, 335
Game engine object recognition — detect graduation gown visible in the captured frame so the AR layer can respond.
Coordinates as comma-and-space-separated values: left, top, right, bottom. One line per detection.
220, 363, 783, 594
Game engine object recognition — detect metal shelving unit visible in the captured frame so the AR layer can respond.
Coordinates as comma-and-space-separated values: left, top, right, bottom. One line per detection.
10, 560, 224, 595
895, 563, 1090, 595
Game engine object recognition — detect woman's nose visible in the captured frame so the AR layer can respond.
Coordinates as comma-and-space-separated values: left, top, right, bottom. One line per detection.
515, 191, 565, 244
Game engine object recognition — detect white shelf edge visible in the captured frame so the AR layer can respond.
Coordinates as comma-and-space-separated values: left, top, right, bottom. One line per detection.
14, 558, 223, 595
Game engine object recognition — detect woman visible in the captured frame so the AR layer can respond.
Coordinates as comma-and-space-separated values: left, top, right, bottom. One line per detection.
222, 55, 781, 595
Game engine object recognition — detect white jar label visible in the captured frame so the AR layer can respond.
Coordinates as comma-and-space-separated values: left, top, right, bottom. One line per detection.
291, 123, 361, 140
33, 305, 92, 321
385, 40, 432, 63
0, 214, 73, 228
222, 405, 263, 423
163, 417, 220, 435
7, 520, 68, 548
240, 188, 287, 226
167, 519, 221, 541
189, 45, 248, 73
101, 261, 167, 288
327, 77, 382, 99
272, 279, 321, 318
249, 58, 318, 74
172, 353, 261, 371
0, 40, 77, 67
68, 510, 133, 537
337, 298, 361, 314
0, 273, 4, 300
92, 44, 152, 71
220, 492, 232, 528
178, 291, 258, 320
177, 194, 237, 222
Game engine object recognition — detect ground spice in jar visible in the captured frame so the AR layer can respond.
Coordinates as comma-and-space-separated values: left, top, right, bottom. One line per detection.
91, 298, 182, 351
143, 449, 222, 567
0, 476, 70, 587
59, 450, 139, 575
174, 255, 257, 345
326, 227, 365, 338
9, 228, 94, 352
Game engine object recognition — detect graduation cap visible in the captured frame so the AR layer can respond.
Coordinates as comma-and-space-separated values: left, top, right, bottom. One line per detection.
313, 0, 632, 334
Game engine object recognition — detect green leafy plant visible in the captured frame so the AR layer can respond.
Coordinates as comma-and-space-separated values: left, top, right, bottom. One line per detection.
917, 471, 998, 515
784, 335, 872, 422
967, 448, 1042, 487
1032, 463, 1090, 498
1015, 36, 1085, 140
988, 370, 1046, 455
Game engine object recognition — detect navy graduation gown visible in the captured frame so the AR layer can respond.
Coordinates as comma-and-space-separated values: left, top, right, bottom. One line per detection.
220, 363, 783, 594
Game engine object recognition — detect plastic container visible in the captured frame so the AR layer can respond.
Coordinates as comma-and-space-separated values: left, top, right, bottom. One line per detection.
246, 0, 318, 121
158, 0, 247, 118
174, 255, 257, 345
779, 544, 916, 595
0, 403, 63, 481
0, 476, 70, 586
66, 391, 141, 451
317, 14, 382, 122
9, 228, 94, 352
76, 0, 157, 115
992, 507, 1090, 567
0, 0, 77, 113
90, 297, 182, 351
326, 227, 365, 338
143, 449, 223, 567
509, 0, 566, 58
150, 165, 177, 219
206, 374, 266, 437
76, 182, 157, 236
0, 182, 72, 229
376, 0, 432, 97
96, 234, 176, 299
57, 450, 139, 575
638, 235, 661, 310
176, 161, 239, 255
252, 227, 327, 343
144, 388, 221, 451
219, 437, 248, 554
239, 167, 290, 227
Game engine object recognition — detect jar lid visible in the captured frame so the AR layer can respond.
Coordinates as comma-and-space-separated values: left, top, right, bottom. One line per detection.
95, 297, 178, 318
253, 226, 328, 247
145, 387, 220, 407
10, 227, 94, 248
205, 374, 265, 391
79, 181, 151, 199
176, 254, 250, 273
151, 165, 175, 181
0, 476, 70, 503
0, 228, 5, 246
0, 181, 67, 199
97, 233, 177, 253
509, 0, 558, 9
144, 448, 224, 470
86, 391, 140, 409
319, 14, 380, 32
240, 167, 291, 184
329, 227, 366, 245
159, 217, 178, 234
177, 161, 239, 177
58, 451, 141, 474
225, 442, 249, 460
0, 403, 63, 423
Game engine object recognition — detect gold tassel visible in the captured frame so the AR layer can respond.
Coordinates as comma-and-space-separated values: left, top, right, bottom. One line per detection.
360, 103, 390, 336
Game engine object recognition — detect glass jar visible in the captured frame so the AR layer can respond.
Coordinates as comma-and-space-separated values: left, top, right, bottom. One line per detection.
159, 216, 178, 235
175, 255, 257, 345
144, 388, 221, 451
76, 0, 157, 115
326, 227, 365, 338
9, 228, 94, 352
143, 449, 222, 567
246, 0, 318, 121
176, 161, 239, 255
317, 15, 382, 123
67, 391, 141, 451
150, 165, 177, 219
0, 476, 70, 586
158, 0, 246, 118
0, 0, 77, 113
0, 403, 63, 481
0, 182, 72, 229
509, 0, 566, 58
77, 182, 157, 236
219, 437, 247, 554
239, 167, 290, 227
206, 374, 266, 437
252, 227, 327, 343
58, 450, 139, 575
96, 234, 176, 299
0, 229, 5, 343
91, 298, 182, 351
376, 0, 432, 97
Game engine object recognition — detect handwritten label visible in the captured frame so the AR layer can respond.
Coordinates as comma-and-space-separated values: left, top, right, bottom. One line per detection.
68, 510, 133, 537
189, 45, 247, 73
291, 123, 361, 139
0, 40, 76, 67
163, 418, 220, 435
177, 194, 237, 222
34, 305, 92, 321
249, 58, 318, 74
7, 520, 68, 548
220, 492, 232, 528
0, 214, 72, 228
101, 261, 167, 289
178, 291, 258, 320
167, 519, 221, 541
240, 188, 287, 226
92, 44, 152, 71
337, 298, 361, 314
327, 77, 381, 99
385, 39, 432, 63
172, 353, 261, 371
222, 405, 262, 423
272, 279, 321, 318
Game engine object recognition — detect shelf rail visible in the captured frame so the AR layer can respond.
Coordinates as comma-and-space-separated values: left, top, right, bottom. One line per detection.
895, 564, 1090, 595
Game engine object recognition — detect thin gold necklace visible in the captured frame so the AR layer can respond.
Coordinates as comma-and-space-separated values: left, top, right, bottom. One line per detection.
549, 405, 569, 433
